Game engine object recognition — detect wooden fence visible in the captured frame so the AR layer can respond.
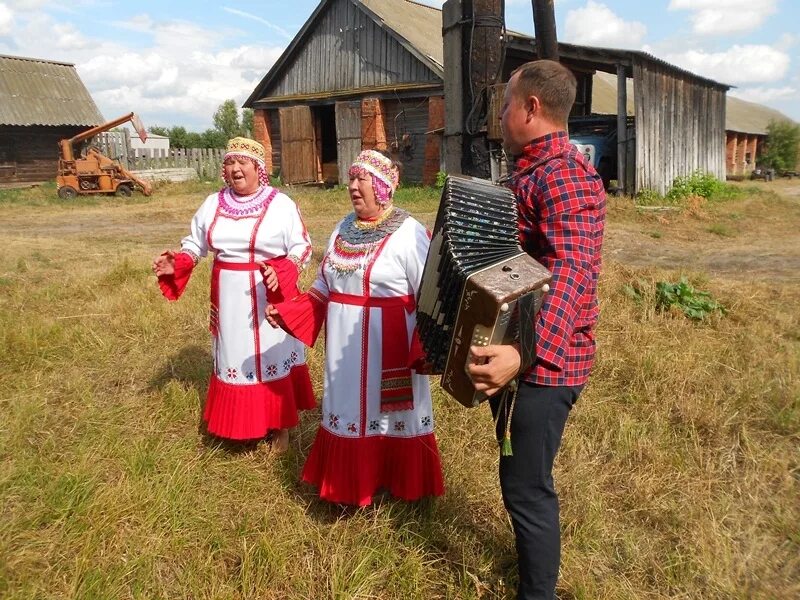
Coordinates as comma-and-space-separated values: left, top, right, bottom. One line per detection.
94, 131, 224, 180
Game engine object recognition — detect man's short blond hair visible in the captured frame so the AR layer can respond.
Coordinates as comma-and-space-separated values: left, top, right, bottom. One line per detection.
511, 60, 577, 126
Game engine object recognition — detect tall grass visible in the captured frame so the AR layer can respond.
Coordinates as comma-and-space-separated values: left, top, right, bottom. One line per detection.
0, 182, 797, 599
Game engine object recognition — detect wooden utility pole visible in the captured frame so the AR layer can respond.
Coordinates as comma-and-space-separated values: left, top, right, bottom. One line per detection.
443, 0, 504, 178
532, 0, 559, 60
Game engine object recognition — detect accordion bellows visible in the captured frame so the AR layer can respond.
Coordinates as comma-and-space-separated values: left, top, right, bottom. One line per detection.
417, 175, 552, 407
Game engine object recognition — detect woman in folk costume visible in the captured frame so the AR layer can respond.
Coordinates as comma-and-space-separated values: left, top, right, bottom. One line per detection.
267, 150, 444, 505
152, 137, 315, 452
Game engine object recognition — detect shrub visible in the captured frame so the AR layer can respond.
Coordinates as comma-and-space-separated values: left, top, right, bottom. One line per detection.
655, 277, 727, 320
760, 120, 800, 172
635, 188, 664, 206
665, 171, 742, 203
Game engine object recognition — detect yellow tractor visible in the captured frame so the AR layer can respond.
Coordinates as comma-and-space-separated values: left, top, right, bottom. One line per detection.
56, 112, 153, 199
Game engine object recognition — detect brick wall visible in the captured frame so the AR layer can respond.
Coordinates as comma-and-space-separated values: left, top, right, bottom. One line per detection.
423, 96, 445, 185
361, 98, 387, 151
253, 109, 273, 174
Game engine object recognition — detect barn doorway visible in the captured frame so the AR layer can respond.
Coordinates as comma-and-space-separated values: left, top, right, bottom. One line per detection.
315, 104, 338, 185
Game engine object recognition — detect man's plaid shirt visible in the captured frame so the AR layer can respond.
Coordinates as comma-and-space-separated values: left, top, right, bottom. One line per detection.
509, 131, 606, 387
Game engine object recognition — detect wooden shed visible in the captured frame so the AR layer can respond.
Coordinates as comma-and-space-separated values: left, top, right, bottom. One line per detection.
244, 0, 446, 185
484, 38, 731, 195
723, 96, 795, 176
0, 54, 104, 187
590, 72, 796, 178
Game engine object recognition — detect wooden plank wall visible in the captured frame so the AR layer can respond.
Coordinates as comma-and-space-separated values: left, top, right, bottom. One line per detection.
279, 106, 317, 184
633, 58, 726, 195
269, 110, 282, 174
126, 149, 225, 181
383, 97, 431, 183
269, 0, 439, 98
0, 125, 84, 185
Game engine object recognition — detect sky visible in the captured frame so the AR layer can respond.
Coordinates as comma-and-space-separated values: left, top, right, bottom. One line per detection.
0, 0, 797, 130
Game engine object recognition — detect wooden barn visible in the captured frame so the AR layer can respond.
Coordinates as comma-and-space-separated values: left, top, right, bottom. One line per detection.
244, 0, 445, 185
0, 54, 104, 187
478, 38, 730, 195
724, 97, 795, 177
246, 0, 739, 194
588, 72, 796, 179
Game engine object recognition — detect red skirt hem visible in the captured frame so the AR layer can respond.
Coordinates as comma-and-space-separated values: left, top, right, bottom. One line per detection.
301, 426, 445, 506
203, 364, 316, 440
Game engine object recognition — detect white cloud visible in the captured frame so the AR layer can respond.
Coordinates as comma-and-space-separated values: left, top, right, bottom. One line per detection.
564, 1, 647, 49
112, 14, 154, 34
658, 44, 790, 85
6, 0, 46, 10
0, 3, 13, 36
729, 85, 798, 104
0, 9, 285, 129
669, 0, 778, 35
53, 22, 90, 50
223, 8, 292, 41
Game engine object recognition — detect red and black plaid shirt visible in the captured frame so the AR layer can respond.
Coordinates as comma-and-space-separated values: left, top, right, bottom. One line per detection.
509, 131, 606, 387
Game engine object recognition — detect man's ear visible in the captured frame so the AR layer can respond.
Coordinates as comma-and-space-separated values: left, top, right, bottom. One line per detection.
526, 95, 540, 122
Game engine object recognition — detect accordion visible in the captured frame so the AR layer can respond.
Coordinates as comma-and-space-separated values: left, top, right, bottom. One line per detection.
417, 175, 552, 408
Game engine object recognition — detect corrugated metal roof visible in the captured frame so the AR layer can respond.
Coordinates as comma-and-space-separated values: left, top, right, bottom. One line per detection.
590, 71, 795, 134
0, 54, 104, 127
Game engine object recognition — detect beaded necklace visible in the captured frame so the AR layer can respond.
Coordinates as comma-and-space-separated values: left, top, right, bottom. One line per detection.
217, 185, 275, 218
328, 207, 409, 276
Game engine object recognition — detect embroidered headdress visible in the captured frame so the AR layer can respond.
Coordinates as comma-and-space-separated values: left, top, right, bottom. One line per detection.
348, 150, 399, 206
222, 137, 269, 188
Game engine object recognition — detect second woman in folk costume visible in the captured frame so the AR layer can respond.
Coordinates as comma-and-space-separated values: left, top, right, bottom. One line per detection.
268, 150, 444, 506
153, 137, 315, 452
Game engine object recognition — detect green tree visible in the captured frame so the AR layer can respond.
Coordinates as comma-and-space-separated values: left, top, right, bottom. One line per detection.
213, 99, 242, 140
201, 129, 227, 149
761, 120, 800, 172
241, 108, 254, 138
148, 125, 170, 137
168, 126, 190, 148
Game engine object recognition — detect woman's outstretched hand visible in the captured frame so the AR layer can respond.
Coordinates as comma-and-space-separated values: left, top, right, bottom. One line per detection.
265, 304, 283, 329
153, 250, 177, 276
258, 262, 279, 292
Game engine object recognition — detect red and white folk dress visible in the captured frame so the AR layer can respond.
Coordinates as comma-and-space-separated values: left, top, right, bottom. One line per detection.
161, 185, 316, 440
275, 207, 445, 505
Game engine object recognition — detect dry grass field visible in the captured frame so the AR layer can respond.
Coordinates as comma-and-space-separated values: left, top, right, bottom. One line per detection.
1, 179, 798, 599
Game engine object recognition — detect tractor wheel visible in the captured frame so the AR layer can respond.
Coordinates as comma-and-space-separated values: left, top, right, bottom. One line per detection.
58, 186, 78, 200
116, 183, 133, 197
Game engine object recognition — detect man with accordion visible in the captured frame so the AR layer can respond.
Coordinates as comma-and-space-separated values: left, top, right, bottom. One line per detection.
468, 60, 606, 599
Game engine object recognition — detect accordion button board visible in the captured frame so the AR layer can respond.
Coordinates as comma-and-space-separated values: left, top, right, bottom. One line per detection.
417, 175, 552, 408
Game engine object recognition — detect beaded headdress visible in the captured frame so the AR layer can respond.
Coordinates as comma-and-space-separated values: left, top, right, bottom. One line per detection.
222, 137, 269, 188
348, 150, 399, 206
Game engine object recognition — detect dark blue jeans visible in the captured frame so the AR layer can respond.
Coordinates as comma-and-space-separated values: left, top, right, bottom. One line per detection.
490, 382, 583, 600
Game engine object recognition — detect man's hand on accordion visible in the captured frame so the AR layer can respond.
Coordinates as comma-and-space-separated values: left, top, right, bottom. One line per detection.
467, 343, 522, 397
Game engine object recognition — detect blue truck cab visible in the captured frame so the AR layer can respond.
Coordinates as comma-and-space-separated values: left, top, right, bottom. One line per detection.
568, 115, 624, 191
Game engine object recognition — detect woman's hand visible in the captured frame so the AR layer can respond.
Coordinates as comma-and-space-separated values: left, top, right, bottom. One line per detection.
259, 263, 279, 292
153, 250, 177, 277
265, 304, 283, 329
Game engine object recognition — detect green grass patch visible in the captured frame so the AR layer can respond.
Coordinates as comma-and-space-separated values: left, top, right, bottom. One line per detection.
1, 183, 798, 599
707, 223, 735, 237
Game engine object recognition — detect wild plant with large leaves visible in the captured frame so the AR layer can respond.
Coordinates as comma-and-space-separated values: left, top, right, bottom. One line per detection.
655, 277, 727, 320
